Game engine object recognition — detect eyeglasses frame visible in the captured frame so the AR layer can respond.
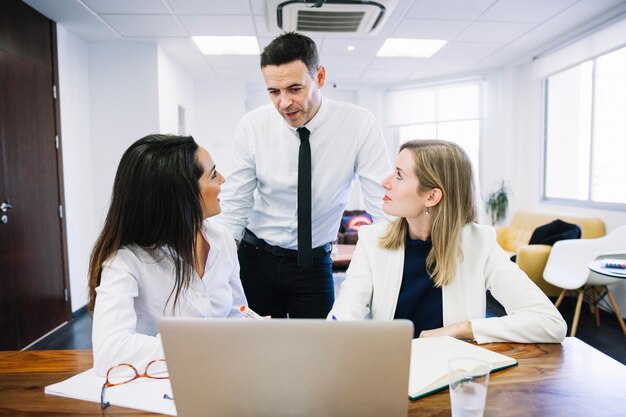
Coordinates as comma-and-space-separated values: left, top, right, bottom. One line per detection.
100, 358, 168, 409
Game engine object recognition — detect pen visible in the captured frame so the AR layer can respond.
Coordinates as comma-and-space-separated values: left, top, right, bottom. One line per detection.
240, 305, 264, 320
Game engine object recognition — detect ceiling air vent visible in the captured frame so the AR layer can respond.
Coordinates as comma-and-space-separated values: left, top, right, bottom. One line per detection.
267, 0, 398, 35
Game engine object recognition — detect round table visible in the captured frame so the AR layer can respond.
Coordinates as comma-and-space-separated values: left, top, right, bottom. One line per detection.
588, 257, 626, 279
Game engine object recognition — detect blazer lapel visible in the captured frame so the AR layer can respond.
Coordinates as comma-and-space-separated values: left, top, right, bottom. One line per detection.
375, 246, 405, 320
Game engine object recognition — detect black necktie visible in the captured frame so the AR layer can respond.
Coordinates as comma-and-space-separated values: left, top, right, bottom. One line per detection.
297, 127, 312, 269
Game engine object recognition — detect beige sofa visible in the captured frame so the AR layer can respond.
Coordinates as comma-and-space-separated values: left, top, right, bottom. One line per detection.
495, 209, 606, 297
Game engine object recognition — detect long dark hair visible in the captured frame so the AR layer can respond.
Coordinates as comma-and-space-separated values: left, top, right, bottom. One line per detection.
87, 134, 203, 314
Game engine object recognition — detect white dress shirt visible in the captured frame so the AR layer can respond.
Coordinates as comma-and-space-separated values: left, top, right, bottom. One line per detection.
215, 97, 391, 249
92, 220, 247, 375
329, 222, 567, 344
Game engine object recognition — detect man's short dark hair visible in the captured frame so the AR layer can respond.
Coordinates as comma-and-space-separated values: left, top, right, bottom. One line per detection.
260, 32, 320, 75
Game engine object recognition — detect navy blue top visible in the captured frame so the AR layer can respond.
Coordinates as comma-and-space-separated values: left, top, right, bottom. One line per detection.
394, 235, 443, 338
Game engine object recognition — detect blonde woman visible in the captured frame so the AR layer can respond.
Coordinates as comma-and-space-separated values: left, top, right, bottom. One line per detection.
329, 140, 566, 343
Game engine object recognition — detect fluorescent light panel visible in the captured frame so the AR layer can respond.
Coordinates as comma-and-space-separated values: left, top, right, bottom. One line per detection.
192, 36, 259, 55
377, 38, 447, 58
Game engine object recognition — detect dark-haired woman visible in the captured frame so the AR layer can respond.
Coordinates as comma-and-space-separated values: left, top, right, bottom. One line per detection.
89, 134, 247, 375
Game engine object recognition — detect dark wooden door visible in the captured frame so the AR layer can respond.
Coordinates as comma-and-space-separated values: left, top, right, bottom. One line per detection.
0, 123, 20, 348
0, 0, 70, 350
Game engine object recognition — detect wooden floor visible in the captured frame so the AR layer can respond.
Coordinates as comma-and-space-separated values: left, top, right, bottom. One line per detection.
27, 293, 626, 365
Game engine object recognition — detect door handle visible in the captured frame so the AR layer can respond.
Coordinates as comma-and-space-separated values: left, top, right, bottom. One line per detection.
1, 202, 12, 224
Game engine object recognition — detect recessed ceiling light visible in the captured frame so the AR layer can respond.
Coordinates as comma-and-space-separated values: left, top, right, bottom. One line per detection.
346, 45, 355, 52
192, 36, 260, 55
376, 38, 447, 58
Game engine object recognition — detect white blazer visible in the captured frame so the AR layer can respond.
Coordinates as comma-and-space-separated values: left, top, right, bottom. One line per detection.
329, 222, 566, 344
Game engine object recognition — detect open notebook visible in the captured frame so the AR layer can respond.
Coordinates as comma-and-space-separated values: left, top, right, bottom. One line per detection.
409, 336, 517, 400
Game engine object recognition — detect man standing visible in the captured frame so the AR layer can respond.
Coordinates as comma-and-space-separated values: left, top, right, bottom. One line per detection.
217, 32, 391, 318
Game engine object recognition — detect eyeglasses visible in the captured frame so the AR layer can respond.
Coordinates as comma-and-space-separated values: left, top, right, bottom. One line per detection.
100, 359, 169, 409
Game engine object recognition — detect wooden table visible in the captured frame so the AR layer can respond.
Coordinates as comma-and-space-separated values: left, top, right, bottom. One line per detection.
1, 338, 625, 416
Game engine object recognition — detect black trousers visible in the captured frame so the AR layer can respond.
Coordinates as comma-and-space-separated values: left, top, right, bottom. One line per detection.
237, 239, 334, 319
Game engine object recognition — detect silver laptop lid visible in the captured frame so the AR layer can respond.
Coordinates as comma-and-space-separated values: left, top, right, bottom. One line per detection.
160, 318, 413, 417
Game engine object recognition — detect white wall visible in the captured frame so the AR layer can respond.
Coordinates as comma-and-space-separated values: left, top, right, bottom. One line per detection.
478, 70, 516, 225
194, 81, 247, 176
89, 43, 161, 221
349, 86, 392, 210
157, 47, 195, 135
56, 26, 96, 312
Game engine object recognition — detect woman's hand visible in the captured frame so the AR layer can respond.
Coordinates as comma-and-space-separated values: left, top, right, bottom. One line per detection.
419, 321, 474, 340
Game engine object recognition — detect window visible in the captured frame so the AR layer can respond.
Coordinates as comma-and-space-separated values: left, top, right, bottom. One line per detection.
544, 46, 626, 206
387, 82, 481, 171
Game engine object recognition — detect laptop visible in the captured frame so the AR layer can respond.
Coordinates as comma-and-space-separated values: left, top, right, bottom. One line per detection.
159, 318, 413, 417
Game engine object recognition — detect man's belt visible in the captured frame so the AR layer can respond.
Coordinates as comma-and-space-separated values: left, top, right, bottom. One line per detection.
241, 229, 330, 258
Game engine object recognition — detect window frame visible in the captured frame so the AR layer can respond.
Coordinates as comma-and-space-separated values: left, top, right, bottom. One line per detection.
389, 79, 484, 179
541, 46, 626, 211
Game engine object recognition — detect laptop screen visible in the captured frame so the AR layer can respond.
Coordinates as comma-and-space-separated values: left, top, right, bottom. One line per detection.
160, 318, 413, 417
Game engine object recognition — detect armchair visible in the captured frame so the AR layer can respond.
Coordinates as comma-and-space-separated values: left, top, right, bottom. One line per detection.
543, 226, 626, 337
496, 210, 605, 296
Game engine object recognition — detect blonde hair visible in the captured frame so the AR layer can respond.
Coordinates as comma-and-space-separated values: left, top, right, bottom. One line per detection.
380, 139, 477, 286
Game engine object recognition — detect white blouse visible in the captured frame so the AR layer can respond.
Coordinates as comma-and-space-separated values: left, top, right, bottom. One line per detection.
92, 219, 247, 375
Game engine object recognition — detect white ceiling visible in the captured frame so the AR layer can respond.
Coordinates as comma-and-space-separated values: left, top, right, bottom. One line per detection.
23, 0, 626, 86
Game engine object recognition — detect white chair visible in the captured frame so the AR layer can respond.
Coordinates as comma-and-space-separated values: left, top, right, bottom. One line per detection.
543, 225, 626, 337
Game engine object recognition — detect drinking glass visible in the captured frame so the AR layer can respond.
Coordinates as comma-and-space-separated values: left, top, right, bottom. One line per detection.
448, 357, 491, 417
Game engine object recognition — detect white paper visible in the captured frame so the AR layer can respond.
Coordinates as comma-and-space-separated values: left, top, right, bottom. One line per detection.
44, 368, 177, 415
